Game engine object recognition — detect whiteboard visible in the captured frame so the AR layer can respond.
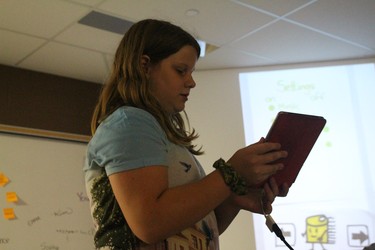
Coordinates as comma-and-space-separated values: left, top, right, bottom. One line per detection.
0, 133, 95, 250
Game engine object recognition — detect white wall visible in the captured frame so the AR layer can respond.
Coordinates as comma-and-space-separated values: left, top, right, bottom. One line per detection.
186, 68, 257, 250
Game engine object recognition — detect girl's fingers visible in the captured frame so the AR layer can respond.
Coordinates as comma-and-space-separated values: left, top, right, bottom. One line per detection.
279, 183, 290, 197
263, 182, 276, 204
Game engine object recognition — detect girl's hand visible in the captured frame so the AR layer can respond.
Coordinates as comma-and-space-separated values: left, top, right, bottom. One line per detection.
230, 178, 289, 214
227, 138, 288, 187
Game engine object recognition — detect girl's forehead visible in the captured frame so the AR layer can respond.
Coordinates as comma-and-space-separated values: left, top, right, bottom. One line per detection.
165, 46, 198, 64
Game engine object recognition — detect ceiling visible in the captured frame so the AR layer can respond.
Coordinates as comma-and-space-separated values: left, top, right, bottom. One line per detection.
1, 0, 375, 84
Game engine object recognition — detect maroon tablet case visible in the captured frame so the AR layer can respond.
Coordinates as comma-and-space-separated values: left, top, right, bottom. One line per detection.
265, 111, 326, 188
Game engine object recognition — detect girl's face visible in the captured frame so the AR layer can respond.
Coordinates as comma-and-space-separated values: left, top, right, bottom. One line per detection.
147, 45, 198, 114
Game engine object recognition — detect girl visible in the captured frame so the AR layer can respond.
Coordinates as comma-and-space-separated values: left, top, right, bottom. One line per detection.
84, 19, 288, 250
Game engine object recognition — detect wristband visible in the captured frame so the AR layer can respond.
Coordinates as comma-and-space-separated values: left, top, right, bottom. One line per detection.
213, 158, 248, 195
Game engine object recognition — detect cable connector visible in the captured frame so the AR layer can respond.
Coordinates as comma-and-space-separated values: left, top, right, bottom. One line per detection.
260, 192, 293, 249
265, 214, 276, 232
265, 214, 293, 249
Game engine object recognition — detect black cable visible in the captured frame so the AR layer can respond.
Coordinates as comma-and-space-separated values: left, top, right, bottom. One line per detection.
260, 192, 294, 250
271, 220, 294, 250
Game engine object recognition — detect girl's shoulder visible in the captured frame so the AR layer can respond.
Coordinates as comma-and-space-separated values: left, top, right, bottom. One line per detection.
101, 106, 159, 129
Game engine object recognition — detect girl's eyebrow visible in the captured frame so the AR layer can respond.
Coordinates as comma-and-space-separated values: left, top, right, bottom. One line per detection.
174, 62, 195, 72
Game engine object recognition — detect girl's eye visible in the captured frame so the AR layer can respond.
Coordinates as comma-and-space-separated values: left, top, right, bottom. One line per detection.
176, 68, 187, 75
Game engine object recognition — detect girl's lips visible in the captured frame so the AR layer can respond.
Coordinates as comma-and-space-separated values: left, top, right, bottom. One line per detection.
180, 93, 189, 101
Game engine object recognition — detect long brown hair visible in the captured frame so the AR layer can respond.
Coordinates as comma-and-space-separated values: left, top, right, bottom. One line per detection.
91, 19, 202, 155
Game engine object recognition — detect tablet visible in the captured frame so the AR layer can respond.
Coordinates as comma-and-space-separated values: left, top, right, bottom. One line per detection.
265, 111, 326, 188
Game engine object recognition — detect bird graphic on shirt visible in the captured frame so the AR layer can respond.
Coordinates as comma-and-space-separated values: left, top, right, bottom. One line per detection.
179, 161, 191, 172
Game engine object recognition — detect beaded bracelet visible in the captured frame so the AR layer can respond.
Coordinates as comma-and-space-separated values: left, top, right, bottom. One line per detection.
213, 158, 248, 195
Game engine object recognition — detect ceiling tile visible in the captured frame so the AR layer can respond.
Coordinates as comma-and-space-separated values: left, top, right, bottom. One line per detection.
0, 0, 374, 83
55, 23, 123, 54
0, 30, 46, 65
197, 46, 275, 70
232, 20, 374, 64
98, 0, 276, 46
234, 0, 314, 16
19, 42, 109, 83
287, 0, 375, 49
0, 0, 90, 38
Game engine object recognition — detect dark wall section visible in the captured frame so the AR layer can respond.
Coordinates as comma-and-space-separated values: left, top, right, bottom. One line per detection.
0, 64, 102, 140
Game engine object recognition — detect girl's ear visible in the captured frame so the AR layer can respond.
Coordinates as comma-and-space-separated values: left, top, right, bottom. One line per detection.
141, 55, 151, 73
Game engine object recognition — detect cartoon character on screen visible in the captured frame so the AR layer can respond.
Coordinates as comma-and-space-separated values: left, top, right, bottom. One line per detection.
302, 214, 335, 250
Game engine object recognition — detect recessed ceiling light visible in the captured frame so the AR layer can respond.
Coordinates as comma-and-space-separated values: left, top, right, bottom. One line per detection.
185, 9, 199, 17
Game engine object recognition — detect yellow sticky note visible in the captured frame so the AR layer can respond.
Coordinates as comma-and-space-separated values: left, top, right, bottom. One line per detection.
0, 172, 10, 187
3, 208, 15, 220
6, 192, 18, 203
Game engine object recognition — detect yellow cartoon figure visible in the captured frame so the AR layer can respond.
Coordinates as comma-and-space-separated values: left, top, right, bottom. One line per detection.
303, 214, 335, 250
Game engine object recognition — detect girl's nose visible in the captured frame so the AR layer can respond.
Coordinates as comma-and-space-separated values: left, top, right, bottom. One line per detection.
186, 75, 196, 88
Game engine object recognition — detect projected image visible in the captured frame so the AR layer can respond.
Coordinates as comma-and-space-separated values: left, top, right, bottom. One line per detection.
239, 63, 375, 250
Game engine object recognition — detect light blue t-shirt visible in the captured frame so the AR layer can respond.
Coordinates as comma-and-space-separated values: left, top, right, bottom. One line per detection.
84, 106, 219, 250
85, 106, 168, 177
